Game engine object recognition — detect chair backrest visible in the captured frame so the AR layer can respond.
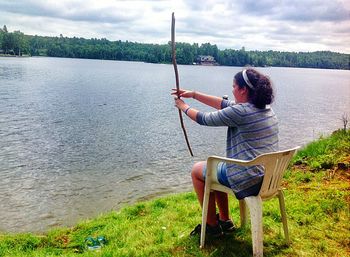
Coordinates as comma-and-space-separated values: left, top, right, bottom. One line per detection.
254, 147, 299, 199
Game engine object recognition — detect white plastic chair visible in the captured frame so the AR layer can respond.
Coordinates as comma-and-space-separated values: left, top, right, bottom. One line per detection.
200, 147, 299, 257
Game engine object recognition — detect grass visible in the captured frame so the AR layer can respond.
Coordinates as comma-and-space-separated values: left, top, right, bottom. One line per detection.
1, 130, 349, 257
292, 129, 350, 171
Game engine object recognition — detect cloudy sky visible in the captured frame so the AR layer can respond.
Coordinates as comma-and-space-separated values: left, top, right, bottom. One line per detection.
0, 0, 349, 53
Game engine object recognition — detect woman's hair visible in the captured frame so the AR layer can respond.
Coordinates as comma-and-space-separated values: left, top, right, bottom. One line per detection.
234, 68, 274, 109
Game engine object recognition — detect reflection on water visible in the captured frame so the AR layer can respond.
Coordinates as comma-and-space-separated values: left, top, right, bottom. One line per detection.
0, 57, 349, 232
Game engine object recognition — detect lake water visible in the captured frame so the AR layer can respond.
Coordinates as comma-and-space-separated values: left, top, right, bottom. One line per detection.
0, 57, 349, 232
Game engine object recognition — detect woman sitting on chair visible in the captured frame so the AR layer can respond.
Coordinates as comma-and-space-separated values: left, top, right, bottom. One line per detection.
172, 68, 278, 237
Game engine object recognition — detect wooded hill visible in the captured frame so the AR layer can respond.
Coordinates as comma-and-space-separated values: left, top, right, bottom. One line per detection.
1, 25, 349, 70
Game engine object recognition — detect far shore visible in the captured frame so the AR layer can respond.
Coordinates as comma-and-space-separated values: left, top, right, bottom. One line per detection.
1, 55, 349, 71
0, 54, 31, 57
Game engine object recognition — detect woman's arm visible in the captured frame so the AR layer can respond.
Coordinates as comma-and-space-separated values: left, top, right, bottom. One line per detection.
174, 97, 241, 127
172, 89, 223, 110
174, 98, 198, 122
192, 91, 223, 110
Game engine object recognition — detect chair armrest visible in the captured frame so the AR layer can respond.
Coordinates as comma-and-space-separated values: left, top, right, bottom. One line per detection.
207, 146, 300, 167
205, 156, 257, 182
206, 146, 300, 179
207, 155, 258, 166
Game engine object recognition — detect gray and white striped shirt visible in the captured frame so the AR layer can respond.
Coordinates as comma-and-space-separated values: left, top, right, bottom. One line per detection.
196, 100, 279, 199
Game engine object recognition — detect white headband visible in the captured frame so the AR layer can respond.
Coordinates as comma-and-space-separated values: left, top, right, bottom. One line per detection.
242, 69, 254, 89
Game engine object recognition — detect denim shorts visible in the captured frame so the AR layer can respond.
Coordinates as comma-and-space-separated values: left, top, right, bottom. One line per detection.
202, 162, 230, 187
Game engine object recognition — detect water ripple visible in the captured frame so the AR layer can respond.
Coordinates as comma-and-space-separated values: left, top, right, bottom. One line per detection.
0, 57, 349, 232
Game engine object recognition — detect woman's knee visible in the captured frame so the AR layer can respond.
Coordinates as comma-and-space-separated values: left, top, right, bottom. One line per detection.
191, 161, 205, 180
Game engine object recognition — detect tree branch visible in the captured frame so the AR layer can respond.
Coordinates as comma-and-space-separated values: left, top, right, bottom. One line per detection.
171, 12, 194, 157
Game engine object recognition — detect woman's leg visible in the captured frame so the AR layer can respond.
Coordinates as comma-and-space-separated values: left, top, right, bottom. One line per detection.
215, 191, 230, 221
191, 161, 217, 226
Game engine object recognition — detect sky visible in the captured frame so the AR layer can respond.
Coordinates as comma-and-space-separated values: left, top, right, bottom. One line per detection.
0, 0, 349, 53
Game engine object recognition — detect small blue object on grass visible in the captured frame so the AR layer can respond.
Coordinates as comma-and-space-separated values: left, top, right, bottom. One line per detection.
85, 236, 107, 251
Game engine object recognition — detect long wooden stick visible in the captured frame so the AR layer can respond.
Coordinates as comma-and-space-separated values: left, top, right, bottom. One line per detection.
171, 12, 194, 157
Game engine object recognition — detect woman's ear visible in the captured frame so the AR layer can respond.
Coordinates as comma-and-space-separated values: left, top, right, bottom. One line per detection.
240, 86, 248, 95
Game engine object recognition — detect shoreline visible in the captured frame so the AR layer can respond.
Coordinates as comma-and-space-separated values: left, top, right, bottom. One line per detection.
1, 55, 349, 71
0, 54, 31, 58
0, 130, 349, 256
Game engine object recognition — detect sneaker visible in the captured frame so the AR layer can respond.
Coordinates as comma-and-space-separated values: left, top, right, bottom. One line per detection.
190, 223, 223, 238
217, 214, 236, 234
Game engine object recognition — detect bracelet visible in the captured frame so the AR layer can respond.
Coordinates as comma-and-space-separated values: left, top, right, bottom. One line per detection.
184, 107, 191, 115
193, 91, 196, 99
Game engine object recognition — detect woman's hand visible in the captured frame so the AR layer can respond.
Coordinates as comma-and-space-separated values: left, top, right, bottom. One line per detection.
171, 88, 196, 98
173, 96, 187, 110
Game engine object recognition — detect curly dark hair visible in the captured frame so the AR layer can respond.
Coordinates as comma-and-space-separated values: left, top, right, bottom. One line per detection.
234, 68, 274, 109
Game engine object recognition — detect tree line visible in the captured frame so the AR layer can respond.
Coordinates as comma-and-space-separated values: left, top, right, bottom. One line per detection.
1, 25, 349, 70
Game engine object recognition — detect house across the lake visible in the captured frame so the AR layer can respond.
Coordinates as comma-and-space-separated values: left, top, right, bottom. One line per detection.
195, 55, 218, 65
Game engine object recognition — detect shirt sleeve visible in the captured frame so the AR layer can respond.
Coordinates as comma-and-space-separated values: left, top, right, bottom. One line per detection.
221, 99, 235, 109
196, 104, 244, 127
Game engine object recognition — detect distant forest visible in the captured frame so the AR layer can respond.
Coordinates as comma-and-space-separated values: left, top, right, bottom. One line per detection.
1, 25, 349, 70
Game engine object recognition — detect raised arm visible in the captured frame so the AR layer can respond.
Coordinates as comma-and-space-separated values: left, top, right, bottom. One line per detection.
192, 91, 224, 110
173, 97, 240, 127
172, 89, 223, 110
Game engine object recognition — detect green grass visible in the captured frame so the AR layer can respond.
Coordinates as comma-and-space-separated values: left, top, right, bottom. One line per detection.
1, 130, 349, 257
293, 129, 350, 170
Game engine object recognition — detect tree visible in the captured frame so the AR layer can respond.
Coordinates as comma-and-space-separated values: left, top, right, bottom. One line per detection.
0, 27, 3, 50
2, 31, 15, 54
1, 25, 347, 69
0, 25, 9, 54
12, 30, 29, 55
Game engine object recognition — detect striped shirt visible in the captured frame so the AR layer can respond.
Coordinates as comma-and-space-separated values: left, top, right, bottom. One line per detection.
196, 99, 279, 199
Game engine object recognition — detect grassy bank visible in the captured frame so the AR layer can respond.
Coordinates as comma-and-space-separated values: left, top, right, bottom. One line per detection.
1, 130, 349, 257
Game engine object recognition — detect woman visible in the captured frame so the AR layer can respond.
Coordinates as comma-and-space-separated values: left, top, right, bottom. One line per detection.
172, 68, 279, 237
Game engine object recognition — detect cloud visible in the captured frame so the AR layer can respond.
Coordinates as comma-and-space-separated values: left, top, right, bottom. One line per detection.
279, 1, 349, 22
0, 0, 140, 23
0, 0, 349, 53
237, 0, 350, 22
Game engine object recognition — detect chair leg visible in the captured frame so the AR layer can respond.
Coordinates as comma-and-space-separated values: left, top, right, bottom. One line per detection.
277, 190, 290, 244
245, 196, 263, 257
239, 200, 248, 227
200, 186, 211, 248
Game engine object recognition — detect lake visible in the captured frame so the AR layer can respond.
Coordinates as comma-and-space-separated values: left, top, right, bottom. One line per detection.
0, 57, 349, 232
